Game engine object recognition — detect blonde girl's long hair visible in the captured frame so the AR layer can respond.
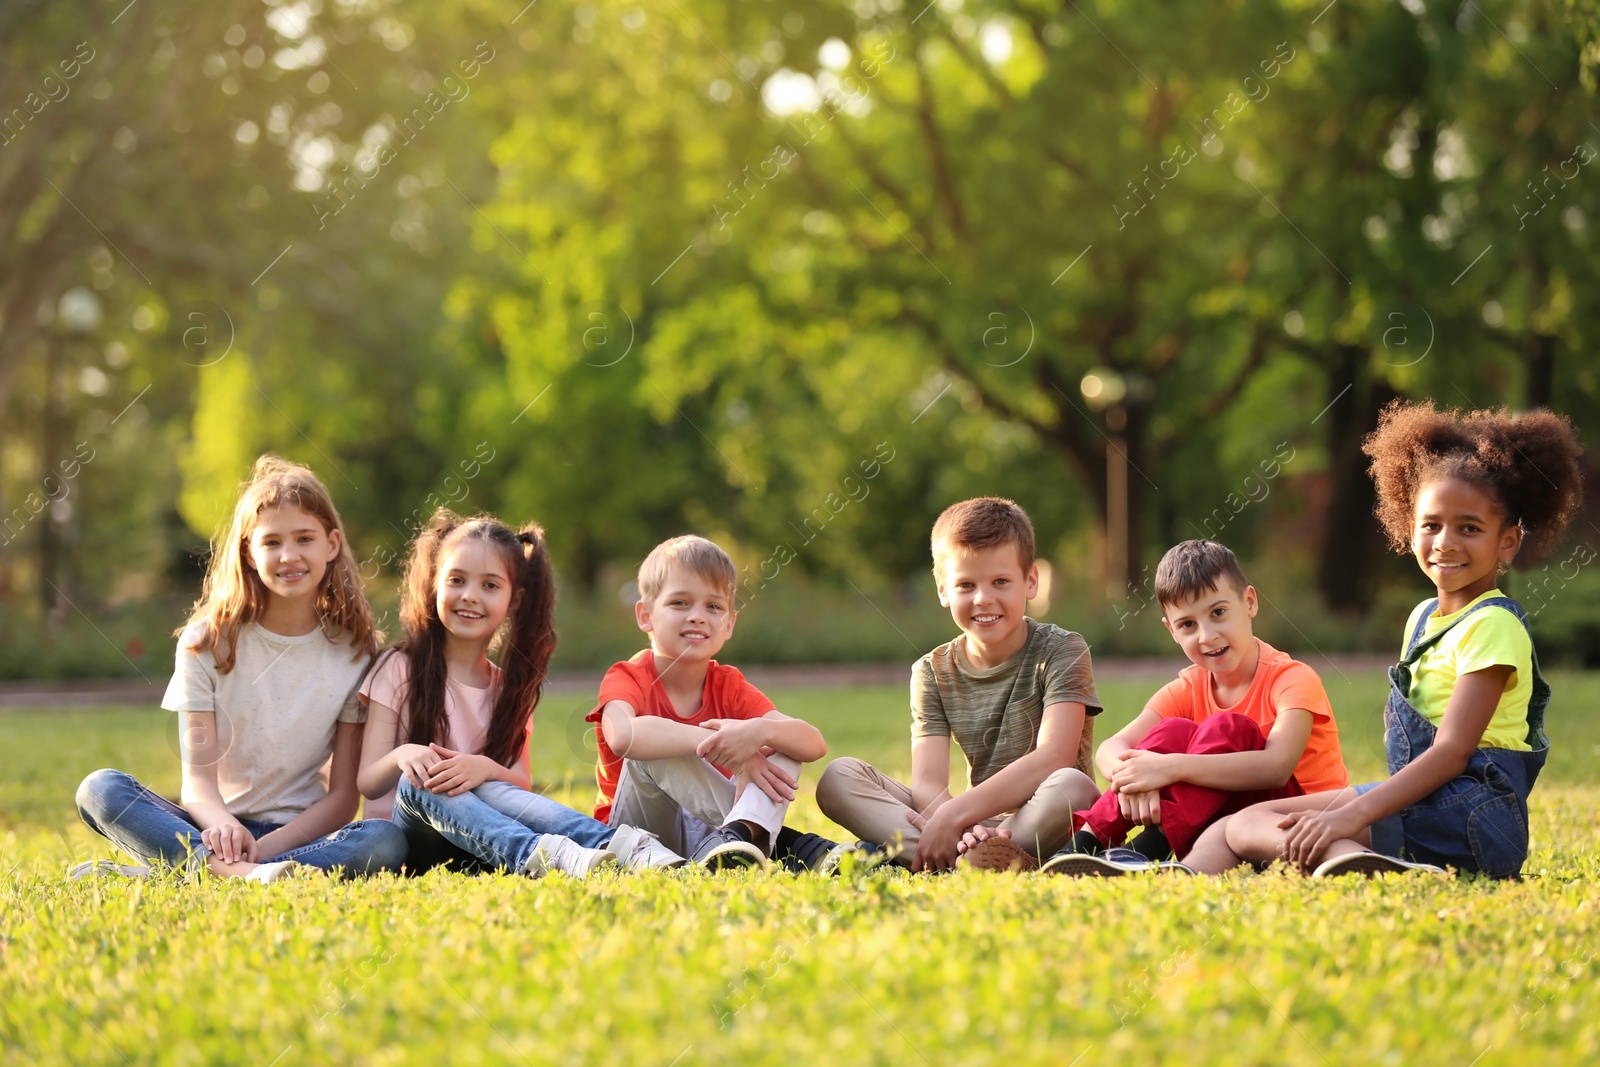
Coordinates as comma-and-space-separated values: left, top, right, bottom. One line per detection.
176, 454, 380, 673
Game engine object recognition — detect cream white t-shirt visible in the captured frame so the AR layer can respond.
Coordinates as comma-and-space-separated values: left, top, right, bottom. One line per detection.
161, 621, 370, 824
357, 649, 521, 820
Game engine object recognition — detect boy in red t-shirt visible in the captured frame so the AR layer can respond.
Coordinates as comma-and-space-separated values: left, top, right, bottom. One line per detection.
1042, 540, 1348, 876
586, 535, 831, 869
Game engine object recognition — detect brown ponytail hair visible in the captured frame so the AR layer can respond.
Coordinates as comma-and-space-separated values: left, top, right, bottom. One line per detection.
392, 509, 557, 768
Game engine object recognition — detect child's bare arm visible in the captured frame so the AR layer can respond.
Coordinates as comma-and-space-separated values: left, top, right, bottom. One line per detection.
256, 721, 363, 859
178, 710, 242, 832
696, 711, 826, 766
1280, 666, 1510, 867
1112, 708, 1313, 794
942, 701, 1087, 827
1096, 708, 1161, 781
909, 734, 953, 821
599, 699, 710, 760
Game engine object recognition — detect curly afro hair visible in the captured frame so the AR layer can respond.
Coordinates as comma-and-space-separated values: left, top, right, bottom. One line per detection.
1362, 399, 1584, 559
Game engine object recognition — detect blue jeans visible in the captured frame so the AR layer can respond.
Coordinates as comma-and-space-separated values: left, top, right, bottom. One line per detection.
76, 768, 407, 875
391, 779, 614, 873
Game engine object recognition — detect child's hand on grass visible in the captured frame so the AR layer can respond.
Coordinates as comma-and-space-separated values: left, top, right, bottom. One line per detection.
912, 808, 965, 873
732, 753, 797, 804
1116, 789, 1163, 826
395, 743, 441, 789
1278, 806, 1367, 871
695, 719, 768, 767
201, 821, 258, 864
424, 744, 498, 796
1110, 750, 1179, 794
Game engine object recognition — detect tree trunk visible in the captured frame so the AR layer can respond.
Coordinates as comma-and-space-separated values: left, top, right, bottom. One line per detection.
1527, 332, 1556, 410
1316, 345, 1398, 612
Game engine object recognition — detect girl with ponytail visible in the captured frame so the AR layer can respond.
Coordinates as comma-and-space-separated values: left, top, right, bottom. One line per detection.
357, 510, 683, 878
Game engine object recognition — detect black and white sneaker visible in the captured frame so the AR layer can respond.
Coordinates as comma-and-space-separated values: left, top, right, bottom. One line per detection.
691, 826, 767, 870
1312, 851, 1445, 877
1041, 847, 1193, 877
817, 839, 895, 876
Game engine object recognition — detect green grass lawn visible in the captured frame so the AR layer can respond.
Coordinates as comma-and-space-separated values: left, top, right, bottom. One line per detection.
4, 673, 1600, 1066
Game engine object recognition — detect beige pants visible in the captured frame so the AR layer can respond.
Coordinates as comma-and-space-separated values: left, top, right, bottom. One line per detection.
815, 757, 1097, 859
608, 754, 799, 857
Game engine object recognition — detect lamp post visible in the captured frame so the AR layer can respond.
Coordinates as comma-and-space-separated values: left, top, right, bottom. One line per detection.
1081, 368, 1129, 601
40, 287, 101, 617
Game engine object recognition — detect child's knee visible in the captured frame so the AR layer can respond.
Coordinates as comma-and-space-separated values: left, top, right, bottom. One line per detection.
815, 757, 867, 815
75, 768, 130, 821
1039, 766, 1098, 809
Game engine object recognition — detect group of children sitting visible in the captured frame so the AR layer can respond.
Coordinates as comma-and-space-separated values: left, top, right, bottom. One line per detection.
73, 400, 1585, 883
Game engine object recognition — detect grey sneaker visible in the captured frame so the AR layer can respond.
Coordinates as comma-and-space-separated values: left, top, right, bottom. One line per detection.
1313, 851, 1446, 877
606, 825, 687, 870
526, 834, 618, 879
691, 827, 766, 870
68, 860, 151, 881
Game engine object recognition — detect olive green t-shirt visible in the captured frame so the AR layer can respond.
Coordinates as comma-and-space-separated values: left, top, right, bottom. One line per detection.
910, 619, 1101, 788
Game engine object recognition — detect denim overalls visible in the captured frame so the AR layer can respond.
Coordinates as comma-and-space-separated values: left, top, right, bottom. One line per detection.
1368, 596, 1550, 879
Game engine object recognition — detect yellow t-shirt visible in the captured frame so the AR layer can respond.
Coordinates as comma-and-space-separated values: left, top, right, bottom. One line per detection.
1403, 590, 1532, 751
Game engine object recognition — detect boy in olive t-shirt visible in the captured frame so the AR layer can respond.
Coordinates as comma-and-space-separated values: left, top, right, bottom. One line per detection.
815, 497, 1102, 871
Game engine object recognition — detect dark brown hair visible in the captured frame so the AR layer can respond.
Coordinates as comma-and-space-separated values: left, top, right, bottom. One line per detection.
1363, 400, 1584, 558
388, 509, 557, 768
930, 497, 1036, 575
1154, 539, 1251, 609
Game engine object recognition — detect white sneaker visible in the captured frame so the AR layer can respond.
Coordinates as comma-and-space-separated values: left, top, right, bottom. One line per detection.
245, 861, 306, 884
526, 834, 618, 879
605, 825, 688, 870
68, 860, 151, 881
1312, 851, 1446, 877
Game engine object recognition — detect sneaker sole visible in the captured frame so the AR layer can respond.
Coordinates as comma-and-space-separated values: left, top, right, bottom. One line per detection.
1312, 851, 1445, 877
1040, 853, 1129, 878
696, 843, 766, 871
959, 837, 1039, 873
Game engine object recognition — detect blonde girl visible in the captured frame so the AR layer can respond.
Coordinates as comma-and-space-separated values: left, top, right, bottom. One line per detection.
74, 456, 406, 881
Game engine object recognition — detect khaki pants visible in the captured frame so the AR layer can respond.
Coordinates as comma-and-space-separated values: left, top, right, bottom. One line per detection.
608, 754, 799, 857
815, 757, 1097, 859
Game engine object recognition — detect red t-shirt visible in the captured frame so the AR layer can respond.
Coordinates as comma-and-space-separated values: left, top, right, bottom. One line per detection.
1144, 638, 1348, 794
584, 650, 775, 823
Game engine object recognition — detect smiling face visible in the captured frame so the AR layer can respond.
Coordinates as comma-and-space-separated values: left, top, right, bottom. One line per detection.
247, 504, 341, 605
636, 564, 736, 665
1412, 476, 1522, 613
935, 542, 1039, 660
435, 538, 517, 647
1161, 580, 1259, 678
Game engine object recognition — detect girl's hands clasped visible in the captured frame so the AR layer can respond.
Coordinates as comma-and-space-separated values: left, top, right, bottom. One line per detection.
394, 743, 442, 789
423, 743, 500, 796
200, 821, 258, 864
1277, 804, 1370, 870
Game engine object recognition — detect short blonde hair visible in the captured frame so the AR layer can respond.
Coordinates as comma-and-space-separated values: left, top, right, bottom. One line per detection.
637, 535, 738, 603
930, 497, 1036, 576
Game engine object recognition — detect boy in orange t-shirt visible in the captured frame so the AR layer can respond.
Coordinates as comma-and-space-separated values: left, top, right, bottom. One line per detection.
1042, 540, 1347, 876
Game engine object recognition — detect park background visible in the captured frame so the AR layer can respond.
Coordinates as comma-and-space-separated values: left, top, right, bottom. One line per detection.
5, 2, 1600, 1065
5, 0, 1600, 680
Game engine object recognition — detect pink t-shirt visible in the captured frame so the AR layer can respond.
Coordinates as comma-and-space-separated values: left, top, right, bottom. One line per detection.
357, 648, 517, 820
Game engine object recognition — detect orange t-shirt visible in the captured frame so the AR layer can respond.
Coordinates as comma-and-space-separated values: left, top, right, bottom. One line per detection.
584, 650, 775, 824
1144, 638, 1348, 794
